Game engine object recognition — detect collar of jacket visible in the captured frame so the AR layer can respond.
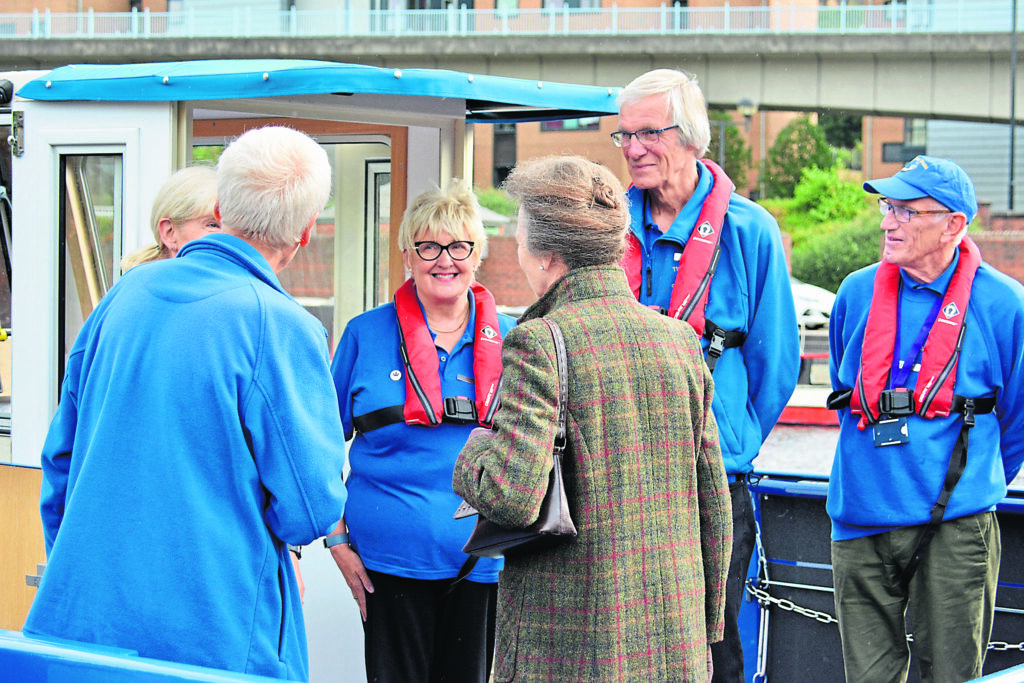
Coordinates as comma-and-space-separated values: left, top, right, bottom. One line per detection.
177, 233, 290, 297
520, 265, 635, 322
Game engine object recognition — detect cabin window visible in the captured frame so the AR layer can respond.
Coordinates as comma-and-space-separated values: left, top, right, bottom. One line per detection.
58, 154, 123, 377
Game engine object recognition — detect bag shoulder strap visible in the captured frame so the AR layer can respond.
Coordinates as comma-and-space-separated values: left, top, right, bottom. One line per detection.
451, 317, 568, 588
540, 317, 568, 453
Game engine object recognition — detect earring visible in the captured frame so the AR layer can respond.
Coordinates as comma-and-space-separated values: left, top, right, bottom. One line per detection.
539, 265, 545, 271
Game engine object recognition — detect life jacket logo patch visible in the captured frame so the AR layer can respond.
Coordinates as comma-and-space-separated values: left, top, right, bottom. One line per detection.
697, 221, 714, 239
481, 325, 498, 339
942, 302, 961, 319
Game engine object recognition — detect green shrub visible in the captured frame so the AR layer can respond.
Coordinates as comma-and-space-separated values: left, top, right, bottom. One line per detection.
476, 187, 517, 218
792, 166, 868, 224
790, 212, 881, 293
760, 165, 881, 293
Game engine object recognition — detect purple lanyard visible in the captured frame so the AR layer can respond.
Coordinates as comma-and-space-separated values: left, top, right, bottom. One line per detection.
890, 290, 944, 389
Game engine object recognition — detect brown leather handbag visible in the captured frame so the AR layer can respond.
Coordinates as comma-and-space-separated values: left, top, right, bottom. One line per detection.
459, 317, 577, 559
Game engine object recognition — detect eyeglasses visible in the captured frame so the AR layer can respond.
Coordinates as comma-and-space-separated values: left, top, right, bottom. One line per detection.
609, 125, 680, 148
878, 197, 953, 224
413, 240, 475, 261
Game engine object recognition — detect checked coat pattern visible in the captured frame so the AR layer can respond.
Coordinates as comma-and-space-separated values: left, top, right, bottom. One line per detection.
453, 265, 732, 682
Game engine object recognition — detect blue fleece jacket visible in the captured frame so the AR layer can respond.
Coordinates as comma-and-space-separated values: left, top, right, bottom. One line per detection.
828, 253, 1024, 540
24, 233, 348, 681
626, 161, 800, 475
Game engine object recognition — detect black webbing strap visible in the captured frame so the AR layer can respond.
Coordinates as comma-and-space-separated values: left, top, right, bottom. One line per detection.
351, 405, 405, 434
702, 319, 745, 372
897, 395, 993, 591
352, 397, 479, 434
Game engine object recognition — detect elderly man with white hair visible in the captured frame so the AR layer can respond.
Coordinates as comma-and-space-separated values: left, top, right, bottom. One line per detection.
24, 126, 347, 682
828, 155, 1024, 682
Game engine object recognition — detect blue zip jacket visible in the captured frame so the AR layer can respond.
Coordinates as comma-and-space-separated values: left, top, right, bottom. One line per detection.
331, 293, 514, 583
828, 254, 1024, 540
24, 233, 348, 681
626, 161, 800, 475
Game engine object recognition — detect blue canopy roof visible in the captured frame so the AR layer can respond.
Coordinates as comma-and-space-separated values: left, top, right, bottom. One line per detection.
17, 59, 621, 123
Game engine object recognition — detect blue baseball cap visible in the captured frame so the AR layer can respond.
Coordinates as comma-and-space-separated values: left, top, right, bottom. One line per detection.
863, 155, 977, 222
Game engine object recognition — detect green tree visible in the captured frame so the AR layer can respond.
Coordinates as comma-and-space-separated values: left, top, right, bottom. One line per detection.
762, 116, 834, 198
819, 112, 862, 149
706, 110, 752, 191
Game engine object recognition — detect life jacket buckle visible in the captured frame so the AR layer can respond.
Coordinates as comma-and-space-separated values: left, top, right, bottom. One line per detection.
962, 397, 976, 428
443, 396, 478, 424
707, 326, 728, 359
880, 387, 915, 416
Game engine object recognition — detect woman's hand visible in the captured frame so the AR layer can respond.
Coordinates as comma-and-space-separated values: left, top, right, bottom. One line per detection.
329, 543, 374, 622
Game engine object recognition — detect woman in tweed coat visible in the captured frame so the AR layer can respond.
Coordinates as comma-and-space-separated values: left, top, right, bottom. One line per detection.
453, 155, 732, 682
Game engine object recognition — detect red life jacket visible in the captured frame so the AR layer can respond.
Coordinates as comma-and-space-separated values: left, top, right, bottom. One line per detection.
394, 278, 504, 427
850, 236, 981, 429
621, 158, 734, 337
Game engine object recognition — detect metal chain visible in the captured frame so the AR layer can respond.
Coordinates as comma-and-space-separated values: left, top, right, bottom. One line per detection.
745, 579, 839, 625
745, 579, 1024, 651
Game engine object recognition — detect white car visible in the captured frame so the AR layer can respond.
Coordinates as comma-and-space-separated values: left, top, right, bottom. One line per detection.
791, 276, 836, 330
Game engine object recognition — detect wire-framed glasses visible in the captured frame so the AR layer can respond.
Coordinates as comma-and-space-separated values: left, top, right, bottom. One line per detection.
609, 125, 680, 148
878, 197, 953, 224
413, 240, 475, 261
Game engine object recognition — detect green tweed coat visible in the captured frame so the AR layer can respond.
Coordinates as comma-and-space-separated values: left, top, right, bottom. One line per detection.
453, 265, 732, 682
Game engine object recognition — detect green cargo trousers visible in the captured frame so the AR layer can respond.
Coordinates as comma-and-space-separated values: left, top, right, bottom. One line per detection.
831, 511, 1000, 683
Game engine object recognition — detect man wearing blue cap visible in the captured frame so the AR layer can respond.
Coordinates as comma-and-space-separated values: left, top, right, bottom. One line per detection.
826, 155, 1024, 682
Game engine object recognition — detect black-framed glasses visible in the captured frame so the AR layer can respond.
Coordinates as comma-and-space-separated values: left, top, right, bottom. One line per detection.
609, 125, 680, 148
878, 197, 953, 224
413, 240, 475, 261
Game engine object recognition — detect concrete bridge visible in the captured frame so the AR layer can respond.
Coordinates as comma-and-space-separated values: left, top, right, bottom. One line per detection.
1, 29, 1020, 124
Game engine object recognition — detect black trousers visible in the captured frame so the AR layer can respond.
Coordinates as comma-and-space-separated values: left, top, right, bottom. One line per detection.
711, 479, 756, 683
363, 568, 497, 683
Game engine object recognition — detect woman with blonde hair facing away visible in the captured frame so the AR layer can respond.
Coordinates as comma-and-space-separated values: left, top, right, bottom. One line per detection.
453, 155, 732, 682
327, 179, 515, 682
121, 165, 220, 271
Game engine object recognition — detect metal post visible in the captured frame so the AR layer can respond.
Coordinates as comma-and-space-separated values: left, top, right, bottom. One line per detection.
1011, 0, 1018, 210
718, 119, 726, 169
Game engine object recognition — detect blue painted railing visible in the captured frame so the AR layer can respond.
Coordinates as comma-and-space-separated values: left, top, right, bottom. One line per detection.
0, 629, 296, 683
0, 1, 1017, 39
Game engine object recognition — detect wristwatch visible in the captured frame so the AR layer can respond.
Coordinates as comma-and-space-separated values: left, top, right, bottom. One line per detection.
324, 531, 350, 548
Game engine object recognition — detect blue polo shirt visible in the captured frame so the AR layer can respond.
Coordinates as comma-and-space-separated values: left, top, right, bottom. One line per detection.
331, 292, 515, 582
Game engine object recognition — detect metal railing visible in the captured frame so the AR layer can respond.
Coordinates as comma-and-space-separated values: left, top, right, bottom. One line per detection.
0, 1, 1016, 39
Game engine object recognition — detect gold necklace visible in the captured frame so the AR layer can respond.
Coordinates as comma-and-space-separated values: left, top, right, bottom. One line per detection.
429, 306, 469, 334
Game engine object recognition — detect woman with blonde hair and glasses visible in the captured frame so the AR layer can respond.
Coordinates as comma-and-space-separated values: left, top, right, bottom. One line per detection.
454, 155, 732, 682
121, 165, 220, 271
327, 179, 515, 682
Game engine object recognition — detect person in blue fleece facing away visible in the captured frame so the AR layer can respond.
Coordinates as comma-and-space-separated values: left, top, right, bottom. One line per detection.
23, 126, 347, 682
614, 68, 800, 682
828, 156, 1024, 682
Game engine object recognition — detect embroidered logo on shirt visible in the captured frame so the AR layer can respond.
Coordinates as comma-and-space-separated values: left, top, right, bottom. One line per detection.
390, 370, 402, 381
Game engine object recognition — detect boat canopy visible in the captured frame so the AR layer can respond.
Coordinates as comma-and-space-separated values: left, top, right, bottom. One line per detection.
15, 59, 621, 123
